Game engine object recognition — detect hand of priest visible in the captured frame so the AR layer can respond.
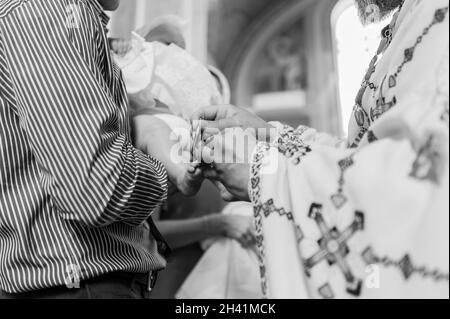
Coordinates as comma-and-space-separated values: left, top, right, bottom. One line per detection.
191, 104, 274, 142
201, 127, 258, 202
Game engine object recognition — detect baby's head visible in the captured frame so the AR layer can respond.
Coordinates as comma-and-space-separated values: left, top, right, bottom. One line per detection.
138, 15, 187, 49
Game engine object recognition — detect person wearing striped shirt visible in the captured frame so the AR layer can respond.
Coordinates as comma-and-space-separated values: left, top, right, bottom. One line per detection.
0, 0, 179, 298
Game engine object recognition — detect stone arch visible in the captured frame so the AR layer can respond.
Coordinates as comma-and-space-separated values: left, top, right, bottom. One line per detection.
224, 0, 342, 134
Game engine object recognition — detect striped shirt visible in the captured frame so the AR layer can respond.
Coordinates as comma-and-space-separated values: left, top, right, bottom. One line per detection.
0, 0, 168, 293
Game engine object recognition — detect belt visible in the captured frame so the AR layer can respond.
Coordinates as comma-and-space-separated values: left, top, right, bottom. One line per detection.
95, 271, 160, 293
0, 271, 161, 299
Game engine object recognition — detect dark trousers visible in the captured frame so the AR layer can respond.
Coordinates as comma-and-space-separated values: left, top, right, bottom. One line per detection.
0, 272, 155, 299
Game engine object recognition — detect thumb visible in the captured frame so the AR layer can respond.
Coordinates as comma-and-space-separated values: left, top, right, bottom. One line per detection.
212, 181, 236, 202
191, 105, 220, 121
200, 118, 237, 131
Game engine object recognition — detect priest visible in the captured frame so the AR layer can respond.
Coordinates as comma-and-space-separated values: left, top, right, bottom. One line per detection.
193, 0, 449, 299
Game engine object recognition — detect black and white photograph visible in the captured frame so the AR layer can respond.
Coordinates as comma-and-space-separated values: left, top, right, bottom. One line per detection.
0, 0, 448, 305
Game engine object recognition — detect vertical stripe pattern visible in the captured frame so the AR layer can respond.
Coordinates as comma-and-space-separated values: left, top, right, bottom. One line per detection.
0, 0, 168, 293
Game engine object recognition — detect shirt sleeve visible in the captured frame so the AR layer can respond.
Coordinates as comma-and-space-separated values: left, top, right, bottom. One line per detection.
0, 0, 167, 228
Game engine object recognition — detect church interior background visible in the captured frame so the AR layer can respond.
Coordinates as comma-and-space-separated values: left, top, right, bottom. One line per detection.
108, 0, 389, 298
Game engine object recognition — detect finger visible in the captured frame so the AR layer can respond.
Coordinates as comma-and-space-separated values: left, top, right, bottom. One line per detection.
203, 132, 221, 149
237, 236, 248, 247
200, 118, 237, 132
221, 191, 237, 202
192, 147, 203, 164
187, 164, 198, 174
201, 146, 215, 165
243, 233, 254, 245
249, 225, 257, 238
205, 134, 227, 166
123, 42, 131, 55
202, 134, 226, 166
202, 127, 221, 142
117, 41, 125, 54
119, 40, 131, 55
246, 227, 256, 240
245, 230, 257, 245
213, 181, 236, 202
195, 167, 204, 176
111, 40, 119, 53
203, 134, 215, 146
191, 106, 221, 121
246, 234, 257, 247
203, 168, 220, 180
239, 234, 253, 248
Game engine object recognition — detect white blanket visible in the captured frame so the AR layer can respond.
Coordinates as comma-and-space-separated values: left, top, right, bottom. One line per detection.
176, 203, 263, 299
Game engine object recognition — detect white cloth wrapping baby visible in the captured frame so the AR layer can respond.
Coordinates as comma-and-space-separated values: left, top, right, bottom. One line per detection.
115, 33, 222, 120
249, 0, 449, 299
175, 202, 263, 299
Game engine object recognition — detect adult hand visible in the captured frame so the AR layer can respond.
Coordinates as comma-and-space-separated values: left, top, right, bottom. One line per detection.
208, 215, 256, 248
191, 105, 274, 142
201, 128, 257, 202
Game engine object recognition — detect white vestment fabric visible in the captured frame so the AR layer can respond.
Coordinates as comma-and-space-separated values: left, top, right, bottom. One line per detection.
176, 203, 262, 299
114, 33, 222, 120
250, 0, 449, 299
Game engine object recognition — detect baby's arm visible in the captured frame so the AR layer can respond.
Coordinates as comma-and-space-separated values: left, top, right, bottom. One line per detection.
133, 115, 203, 196
134, 115, 181, 177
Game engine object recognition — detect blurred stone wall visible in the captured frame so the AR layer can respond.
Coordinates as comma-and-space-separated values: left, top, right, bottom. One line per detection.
208, 0, 290, 67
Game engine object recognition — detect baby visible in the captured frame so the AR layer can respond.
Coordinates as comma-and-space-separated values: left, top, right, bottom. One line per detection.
112, 16, 223, 196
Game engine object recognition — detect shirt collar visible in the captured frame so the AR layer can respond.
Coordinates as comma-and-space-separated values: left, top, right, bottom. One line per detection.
89, 0, 111, 29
